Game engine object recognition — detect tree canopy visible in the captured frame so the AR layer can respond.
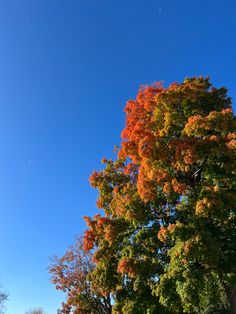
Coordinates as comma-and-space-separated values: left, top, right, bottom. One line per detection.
50, 77, 236, 313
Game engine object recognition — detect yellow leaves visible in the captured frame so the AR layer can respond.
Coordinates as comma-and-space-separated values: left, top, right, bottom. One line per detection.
213, 185, 220, 192
227, 132, 236, 150
195, 192, 225, 217
146, 166, 169, 183
163, 111, 172, 134
104, 224, 117, 245
183, 240, 193, 254
195, 199, 205, 215
183, 115, 208, 137
195, 198, 212, 216
183, 108, 234, 138
163, 182, 172, 194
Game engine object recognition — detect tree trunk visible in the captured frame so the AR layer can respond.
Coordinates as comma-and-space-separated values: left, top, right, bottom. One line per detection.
225, 286, 236, 314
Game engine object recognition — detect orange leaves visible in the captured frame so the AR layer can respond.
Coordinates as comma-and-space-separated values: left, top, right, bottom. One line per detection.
89, 171, 100, 188
183, 115, 203, 136
117, 257, 137, 278
51, 77, 236, 314
138, 135, 156, 159
227, 132, 236, 150
118, 78, 235, 203
137, 177, 157, 202
171, 179, 187, 194
227, 132, 236, 140
168, 224, 176, 232
103, 223, 117, 244
183, 108, 234, 138
173, 139, 197, 168
111, 186, 133, 217
227, 139, 236, 150
195, 191, 225, 217
157, 224, 176, 242
49, 238, 112, 313
84, 229, 96, 251
123, 162, 137, 175
84, 215, 102, 251
147, 167, 169, 182
137, 164, 157, 202
84, 214, 125, 251
119, 83, 164, 162
157, 226, 168, 242
119, 141, 139, 162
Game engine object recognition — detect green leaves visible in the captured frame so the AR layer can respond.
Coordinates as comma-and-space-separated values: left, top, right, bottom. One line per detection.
51, 77, 236, 313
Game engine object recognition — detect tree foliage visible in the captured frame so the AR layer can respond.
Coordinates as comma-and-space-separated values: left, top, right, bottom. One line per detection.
49, 238, 112, 314
51, 77, 236, 313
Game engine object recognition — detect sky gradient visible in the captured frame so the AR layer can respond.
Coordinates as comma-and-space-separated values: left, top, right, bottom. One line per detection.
0, 0, 236, 313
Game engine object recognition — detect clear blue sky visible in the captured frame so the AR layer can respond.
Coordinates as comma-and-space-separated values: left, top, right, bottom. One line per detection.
0, 0, 235, 313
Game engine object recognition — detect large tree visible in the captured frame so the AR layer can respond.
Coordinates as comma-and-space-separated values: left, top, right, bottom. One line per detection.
86, 77, 236, 313
52, 77, 236, 313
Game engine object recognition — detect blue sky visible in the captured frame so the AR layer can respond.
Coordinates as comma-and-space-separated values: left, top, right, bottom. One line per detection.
0, 0, 235, 313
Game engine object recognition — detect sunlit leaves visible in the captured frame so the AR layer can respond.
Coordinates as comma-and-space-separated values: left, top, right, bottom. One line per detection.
51, 77, 236, 313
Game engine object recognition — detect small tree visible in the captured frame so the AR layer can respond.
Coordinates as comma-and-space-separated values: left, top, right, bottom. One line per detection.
0, 285, 8, 314
25, 308, 45, 314
49, 237, 112, 314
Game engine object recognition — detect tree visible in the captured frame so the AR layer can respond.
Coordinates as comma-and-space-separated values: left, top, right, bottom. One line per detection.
84, 77, 236, 313
0, 285, 8, 314
51, 77, 236, 313
49, 237, 112, 314
25, 308, 46, 314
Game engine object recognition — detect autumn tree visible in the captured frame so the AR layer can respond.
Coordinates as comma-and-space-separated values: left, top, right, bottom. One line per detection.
84, 77, 236, 313
0, 285, 8, 314
51, 77, 236, 313
49, 237, 112, 314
